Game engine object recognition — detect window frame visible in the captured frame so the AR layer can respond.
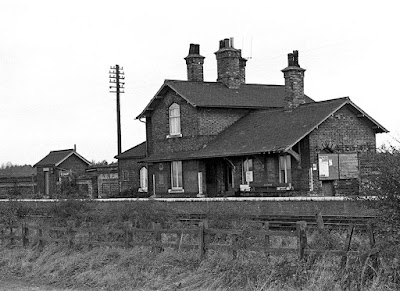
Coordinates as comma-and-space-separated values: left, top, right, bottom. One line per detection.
279, 155, 292, 184
168, 103, 182, 137
139, 167, 148, 192
169, 161, 184, 192
241, 158, 253, 185
122, 170, 129, 181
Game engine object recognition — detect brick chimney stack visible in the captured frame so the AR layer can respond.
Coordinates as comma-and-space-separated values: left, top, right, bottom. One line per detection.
184, 44, 205, 82
215, 38, 247, 89
281, 50, 306, 111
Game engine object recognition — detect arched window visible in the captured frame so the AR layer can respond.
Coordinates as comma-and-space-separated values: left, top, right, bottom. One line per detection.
139, 167, 148, 192
169, 103, 181, 136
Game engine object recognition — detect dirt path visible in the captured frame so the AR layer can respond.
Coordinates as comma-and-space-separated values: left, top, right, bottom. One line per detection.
0, 277, 89, 291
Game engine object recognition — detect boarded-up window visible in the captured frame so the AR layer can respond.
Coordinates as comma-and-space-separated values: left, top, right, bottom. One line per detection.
339, 153, 358, 179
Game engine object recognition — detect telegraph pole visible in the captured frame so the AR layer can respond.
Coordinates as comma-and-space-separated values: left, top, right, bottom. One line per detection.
109, 65, 125, 155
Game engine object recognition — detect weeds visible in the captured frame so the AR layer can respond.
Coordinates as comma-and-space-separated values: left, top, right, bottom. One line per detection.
1, 244, 399, 291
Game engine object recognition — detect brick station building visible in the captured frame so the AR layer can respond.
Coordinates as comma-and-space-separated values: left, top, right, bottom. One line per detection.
135, 38, 387, 197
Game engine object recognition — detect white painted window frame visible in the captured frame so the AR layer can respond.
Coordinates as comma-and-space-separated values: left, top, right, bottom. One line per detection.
168, 103, 181, 137
169, 161, 184, 193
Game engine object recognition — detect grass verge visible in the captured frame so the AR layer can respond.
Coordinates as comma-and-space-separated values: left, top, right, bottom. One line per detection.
0, 244, 399, 291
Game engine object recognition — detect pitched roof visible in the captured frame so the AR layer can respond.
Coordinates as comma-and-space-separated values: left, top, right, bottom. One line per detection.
114, 142, 146, 160
34, 149, 91, 167
142, 97, 388, 162
136, 80, 314, 119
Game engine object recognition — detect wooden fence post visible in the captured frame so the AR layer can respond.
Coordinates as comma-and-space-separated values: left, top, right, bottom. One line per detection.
231, 221, 238, 260
9, 221, 14, 246
316, 211, 325, 231
66, 221, 75, 248
340, 224, 354, 267
22, 223, 29, 247
0, 224, 3, 245
124, 221, 133, 248
37, 223, 44, 249
152, 222, 162, 253
87, 222, 93, 251
296, 221, 307, 260
198, 221, 206, 260
263, 222, 270, 258
367, 222, 378, 270
175, 221, 182, 251
367, 222, 375, 248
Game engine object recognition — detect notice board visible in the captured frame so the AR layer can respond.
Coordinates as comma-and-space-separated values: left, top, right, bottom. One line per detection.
318, 154, 339, 180
339, 153, 359, 179
318, 153, 359, 180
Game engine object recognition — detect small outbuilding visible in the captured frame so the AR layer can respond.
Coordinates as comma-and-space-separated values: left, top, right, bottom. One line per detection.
34, 148, 91, 197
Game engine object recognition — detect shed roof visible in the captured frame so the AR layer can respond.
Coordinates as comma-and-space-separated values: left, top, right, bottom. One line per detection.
34, 149, 91, 167
114, 142, 146, 160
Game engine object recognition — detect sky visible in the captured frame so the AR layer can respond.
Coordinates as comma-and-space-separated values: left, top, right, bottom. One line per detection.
1, 0, 399, 165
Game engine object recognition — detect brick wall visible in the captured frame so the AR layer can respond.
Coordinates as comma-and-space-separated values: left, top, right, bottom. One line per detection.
59, 155, 88, 175
147, 89, 249, 156
36, 167, 44, 195
308, 104, 376, 194
149, 160, 203, 197
118, 158, 144, 192
36, 167, 57, 197
198, 108, 249, 135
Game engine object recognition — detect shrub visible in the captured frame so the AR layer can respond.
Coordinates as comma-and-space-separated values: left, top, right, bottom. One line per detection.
359, 145, 400, 287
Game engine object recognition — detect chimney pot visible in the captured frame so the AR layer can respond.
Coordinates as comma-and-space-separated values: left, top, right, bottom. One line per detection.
288, 53, 294, 66
189, 43, 196, 54
293, 50, 299, 67
224, 38, 230, 48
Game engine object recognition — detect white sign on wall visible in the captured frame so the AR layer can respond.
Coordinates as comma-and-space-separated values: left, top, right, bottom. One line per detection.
245, 171, 253, 183
318, 156, 330, 177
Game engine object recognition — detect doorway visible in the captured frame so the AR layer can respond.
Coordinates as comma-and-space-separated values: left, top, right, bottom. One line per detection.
206, 161, 218, 196
44, 171, 50, 196
322, 180, 334, 196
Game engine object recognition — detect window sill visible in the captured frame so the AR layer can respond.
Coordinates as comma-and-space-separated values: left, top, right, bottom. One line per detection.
168, 188, 184, 193
138, 187, 148, 192
166, 134, 182, 139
